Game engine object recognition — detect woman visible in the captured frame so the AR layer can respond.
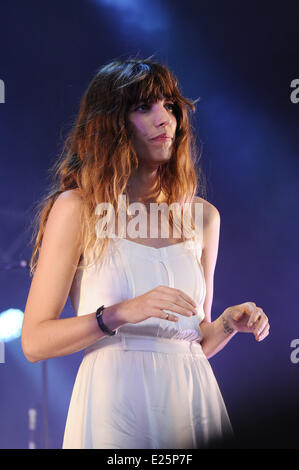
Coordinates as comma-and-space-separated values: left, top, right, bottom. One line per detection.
22, 57, 270, 449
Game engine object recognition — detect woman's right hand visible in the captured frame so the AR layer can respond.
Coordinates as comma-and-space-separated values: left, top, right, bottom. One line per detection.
115, 285, 198, 325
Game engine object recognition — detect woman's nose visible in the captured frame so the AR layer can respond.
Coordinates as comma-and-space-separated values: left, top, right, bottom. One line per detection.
152, 102, 171, 127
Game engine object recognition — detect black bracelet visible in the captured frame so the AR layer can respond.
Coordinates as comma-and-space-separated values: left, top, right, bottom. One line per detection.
96, 305, 116, 336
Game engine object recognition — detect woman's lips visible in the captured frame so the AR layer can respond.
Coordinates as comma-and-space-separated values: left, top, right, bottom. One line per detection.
150, 136, 172, 142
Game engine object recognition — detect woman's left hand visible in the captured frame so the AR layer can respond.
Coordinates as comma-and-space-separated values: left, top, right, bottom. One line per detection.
223, 302, 270, 341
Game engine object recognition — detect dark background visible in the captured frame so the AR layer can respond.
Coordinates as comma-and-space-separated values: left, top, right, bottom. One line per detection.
0, 0, 298, 449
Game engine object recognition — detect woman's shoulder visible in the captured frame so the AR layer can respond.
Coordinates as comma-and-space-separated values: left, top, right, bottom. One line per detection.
48, 189, 84, 235
56, 188, 83, 203
52, 188, 84, 214
192, 196, 220, 226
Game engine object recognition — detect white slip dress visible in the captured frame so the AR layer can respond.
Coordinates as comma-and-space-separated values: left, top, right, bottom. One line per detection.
62, 236, 234, 449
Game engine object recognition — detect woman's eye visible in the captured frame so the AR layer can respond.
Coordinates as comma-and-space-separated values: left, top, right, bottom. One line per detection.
135, 104, 149, 112
134, 102, 175, 112
165, 102, 175, 112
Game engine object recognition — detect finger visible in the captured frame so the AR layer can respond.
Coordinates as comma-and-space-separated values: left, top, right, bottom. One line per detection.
254, 317, 269, 339
256, 323, 270, 341
230, 302, 253, 321
165, 292, 197, 314
159, 286, 197, 310
160, 309, 179, 322
163, 302, 194, 317
170, 294, 197, 315
231, 307, 246, 322
247, 306, 263, 327
157, 293, 197, 316
152, 308, 178, 322
174, 289, 197, 312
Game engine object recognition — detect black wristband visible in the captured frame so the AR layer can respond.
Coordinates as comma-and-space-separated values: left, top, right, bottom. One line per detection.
96, 305, 116, 336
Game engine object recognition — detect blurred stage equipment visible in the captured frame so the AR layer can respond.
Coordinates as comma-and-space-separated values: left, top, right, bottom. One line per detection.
0, 259, 49, 448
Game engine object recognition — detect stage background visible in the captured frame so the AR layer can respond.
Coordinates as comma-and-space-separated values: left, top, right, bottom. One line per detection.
0, 0, 298, 449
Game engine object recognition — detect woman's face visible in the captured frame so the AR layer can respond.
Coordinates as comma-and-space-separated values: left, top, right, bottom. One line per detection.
127, 98, 177, 167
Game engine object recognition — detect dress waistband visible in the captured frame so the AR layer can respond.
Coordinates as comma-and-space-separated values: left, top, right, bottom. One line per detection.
85, 333, 206, 358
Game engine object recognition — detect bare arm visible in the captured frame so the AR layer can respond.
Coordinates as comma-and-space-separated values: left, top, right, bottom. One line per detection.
21, 190, 125, 363
195, 200, 237, 359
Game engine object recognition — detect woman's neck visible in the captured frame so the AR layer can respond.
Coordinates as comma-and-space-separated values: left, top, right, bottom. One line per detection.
127, 166, 165, 204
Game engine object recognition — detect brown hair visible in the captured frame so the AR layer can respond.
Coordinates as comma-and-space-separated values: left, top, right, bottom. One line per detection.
29, 55, 206, 276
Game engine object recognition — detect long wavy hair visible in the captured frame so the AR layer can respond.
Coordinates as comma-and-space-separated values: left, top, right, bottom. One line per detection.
29, 56, 207, 276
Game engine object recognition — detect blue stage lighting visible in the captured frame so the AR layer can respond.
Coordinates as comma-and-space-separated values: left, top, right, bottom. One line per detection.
92, 0, 168, 32
0, 308, 24, 342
